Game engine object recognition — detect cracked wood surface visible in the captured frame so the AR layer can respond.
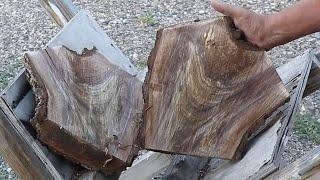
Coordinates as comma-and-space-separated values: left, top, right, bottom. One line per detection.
20, 10, 143, 173
143, 17, 289, 160
148, 51, 320, 180
24, 46, 143, 175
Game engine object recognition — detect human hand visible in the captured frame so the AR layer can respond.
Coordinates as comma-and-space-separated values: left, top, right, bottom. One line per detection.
210, 0, 271, 49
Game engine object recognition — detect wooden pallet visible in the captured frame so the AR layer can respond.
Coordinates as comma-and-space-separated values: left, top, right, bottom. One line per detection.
1, 0, 320, 179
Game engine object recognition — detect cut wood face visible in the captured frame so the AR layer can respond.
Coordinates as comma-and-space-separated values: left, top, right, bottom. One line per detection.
24, 46, 143, 174
143, 17, 289, 160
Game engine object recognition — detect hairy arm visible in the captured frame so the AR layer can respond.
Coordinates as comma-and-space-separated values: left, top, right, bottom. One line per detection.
211, 0, 320, 49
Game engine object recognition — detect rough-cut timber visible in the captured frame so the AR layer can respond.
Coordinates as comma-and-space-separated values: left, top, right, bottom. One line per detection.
151, 51, 319, 180
143, 17, 289, 160
24, 45, 143, 175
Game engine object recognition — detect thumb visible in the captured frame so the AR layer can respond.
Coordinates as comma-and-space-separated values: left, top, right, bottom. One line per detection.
210, 0, 246, 18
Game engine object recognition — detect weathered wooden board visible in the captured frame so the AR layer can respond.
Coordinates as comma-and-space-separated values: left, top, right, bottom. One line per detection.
119, 151, 172, 180
205, 121, 282, 180
24, 44, 143, 174
1, 70, 31, 109
0, 98, 63, 180
266, 145, 320, 180
272, 52, 315, 169
143, 17, 289, 160
47, 10, 138, 76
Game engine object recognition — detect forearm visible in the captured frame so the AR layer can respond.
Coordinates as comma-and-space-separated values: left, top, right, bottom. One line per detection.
262, 0, 320, 48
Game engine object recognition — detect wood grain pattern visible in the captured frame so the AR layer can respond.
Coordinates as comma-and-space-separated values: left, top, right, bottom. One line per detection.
24, 46, 143, 175
143, 17, 289, 160
156, 52, 319, 180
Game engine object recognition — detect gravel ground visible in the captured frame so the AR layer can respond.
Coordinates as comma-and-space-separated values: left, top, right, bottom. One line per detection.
0, 0, 319, 179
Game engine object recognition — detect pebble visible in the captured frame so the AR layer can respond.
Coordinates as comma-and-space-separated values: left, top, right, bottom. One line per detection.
132, 53, 138, 59
198, 10, 205, 14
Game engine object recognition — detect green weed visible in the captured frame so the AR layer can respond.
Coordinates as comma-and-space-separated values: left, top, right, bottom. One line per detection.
135, 59, 147, 69
294, 113, 320, 144
138, 12, 157, 26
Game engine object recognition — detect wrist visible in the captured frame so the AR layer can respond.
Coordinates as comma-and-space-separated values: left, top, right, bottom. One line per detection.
258, 13, 292, 50
256, 15, 274, 49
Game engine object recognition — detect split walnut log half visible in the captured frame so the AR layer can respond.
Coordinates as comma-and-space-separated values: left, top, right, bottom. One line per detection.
143, 17, 290, 160
24, 46, 143, 175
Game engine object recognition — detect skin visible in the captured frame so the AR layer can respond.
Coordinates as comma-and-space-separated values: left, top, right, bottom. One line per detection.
211, 0, 320, 50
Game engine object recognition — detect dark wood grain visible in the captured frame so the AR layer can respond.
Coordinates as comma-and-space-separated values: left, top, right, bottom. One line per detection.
150, 52, 319, 180
24, 46, 143, 175
143, 17, 289, 160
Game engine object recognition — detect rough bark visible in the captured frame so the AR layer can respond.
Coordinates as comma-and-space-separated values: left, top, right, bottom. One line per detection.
142, 17, 289, 160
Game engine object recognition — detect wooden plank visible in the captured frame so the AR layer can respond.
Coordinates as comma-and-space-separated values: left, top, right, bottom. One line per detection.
266, 146, 320, 179
13, 90, 35, 122
47, 10, 138, 76
204, 121, 282, 180
274, 52, 315, 168
39, 0, 78, 27
0, 98, 62, 180
119, 151, 171, 180
1, 70, 31, 109
142, 16, 289, 160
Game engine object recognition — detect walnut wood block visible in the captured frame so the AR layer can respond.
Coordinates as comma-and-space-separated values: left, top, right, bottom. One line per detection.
143, 17, 289, 160
24, 46, 143, 174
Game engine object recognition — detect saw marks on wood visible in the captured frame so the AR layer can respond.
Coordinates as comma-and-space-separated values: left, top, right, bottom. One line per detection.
143, 17, 289, 160
24, 46, 143, 174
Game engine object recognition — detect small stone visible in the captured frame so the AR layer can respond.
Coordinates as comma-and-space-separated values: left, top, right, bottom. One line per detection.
132, 53, 138, 59
198, 10, 205, 14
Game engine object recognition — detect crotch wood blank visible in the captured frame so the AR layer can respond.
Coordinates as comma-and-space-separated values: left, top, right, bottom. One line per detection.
142, 17, 289, 160
24, 46, 143, 175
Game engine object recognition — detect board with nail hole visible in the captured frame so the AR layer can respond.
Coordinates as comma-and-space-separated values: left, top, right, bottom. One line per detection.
142, 17, 289, 160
